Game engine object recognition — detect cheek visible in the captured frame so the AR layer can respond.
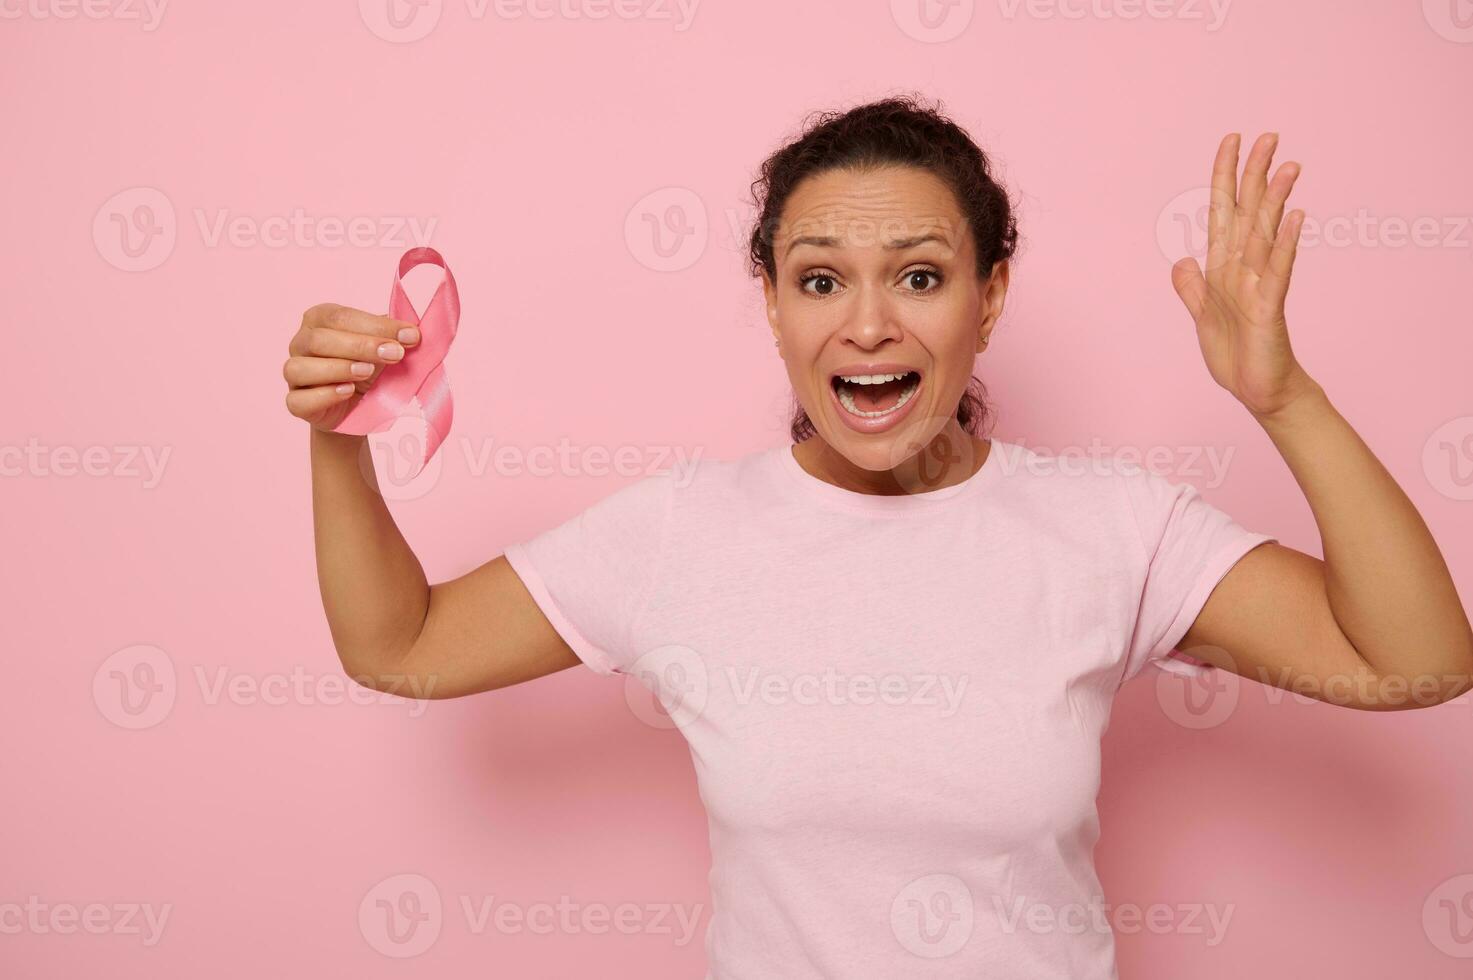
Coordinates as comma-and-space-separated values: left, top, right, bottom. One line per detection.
775, 310, 829, 371
913, 308, 980, 366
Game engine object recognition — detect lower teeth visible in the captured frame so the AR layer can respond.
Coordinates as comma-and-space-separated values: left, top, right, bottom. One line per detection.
837, 378, 919, 418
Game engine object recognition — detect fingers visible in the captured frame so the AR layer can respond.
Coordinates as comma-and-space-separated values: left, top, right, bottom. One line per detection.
293, 322, 414, 364
1233, 133, 1279, 257
283, 355, 377, 388
283, 302, 422, 427
1206, 133, 1241, 276
291, 304, 420, 357
284, 381, 357, 422
1261, 208, 1304, 306
1244, 159, 1301, 276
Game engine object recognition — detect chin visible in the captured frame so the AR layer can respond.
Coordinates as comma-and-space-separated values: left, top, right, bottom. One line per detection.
817, 408, 938, 474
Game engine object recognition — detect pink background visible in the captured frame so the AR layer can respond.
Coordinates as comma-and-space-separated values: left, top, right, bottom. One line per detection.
5, 0, 1473, 976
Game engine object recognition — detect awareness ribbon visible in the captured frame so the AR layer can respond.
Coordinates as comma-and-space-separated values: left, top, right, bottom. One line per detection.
333, 247, 459, 479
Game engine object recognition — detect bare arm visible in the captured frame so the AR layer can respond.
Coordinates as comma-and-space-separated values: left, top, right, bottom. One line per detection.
288, 304, 580, 699
1166, 132, 1473, 709
1182, 385, 1473, 710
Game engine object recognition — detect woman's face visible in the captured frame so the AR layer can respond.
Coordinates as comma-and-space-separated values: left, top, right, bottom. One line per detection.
763, 165, 1008, 476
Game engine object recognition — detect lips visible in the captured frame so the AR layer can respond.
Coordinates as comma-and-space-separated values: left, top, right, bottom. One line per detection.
827, 364, 924, 434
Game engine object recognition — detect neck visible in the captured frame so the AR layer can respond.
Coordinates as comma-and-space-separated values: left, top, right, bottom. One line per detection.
794, 423, 991, 496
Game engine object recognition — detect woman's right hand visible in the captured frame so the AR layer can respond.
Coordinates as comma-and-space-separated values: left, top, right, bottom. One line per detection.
283, 303, 421, 432
294, 301, 586, 697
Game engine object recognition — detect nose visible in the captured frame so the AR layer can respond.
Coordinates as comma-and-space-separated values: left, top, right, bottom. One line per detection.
837, 280, 904, 349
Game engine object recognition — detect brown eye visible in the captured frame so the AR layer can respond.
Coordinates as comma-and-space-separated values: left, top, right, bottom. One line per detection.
799, 273, 838, 296
905, 270, 942, 292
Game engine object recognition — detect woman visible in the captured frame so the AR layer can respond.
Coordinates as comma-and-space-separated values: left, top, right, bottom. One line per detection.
281, 96, 1473, 977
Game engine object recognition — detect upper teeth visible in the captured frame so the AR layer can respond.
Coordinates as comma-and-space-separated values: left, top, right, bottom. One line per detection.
838, 372, 912, 384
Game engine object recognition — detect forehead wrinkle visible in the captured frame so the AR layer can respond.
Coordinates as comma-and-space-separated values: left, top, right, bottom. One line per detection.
788, 231, 954, 251
774, 171, 965, 266
782, 231, 957, 267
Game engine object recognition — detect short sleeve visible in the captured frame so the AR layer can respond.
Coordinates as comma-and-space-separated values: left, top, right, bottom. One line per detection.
1117, 466, 1277, 684
502, 471, 676, 677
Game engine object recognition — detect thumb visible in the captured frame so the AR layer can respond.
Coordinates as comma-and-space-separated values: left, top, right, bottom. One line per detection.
1170, 256, 1207, 322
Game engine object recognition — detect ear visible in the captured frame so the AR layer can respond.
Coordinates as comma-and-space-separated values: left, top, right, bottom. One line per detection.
976, 259, 1010, 352
761, 270, 780, 342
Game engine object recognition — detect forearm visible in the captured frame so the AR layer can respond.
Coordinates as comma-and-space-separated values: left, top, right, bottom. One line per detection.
310, 427, 430, 676
1252, 379, 1473, 684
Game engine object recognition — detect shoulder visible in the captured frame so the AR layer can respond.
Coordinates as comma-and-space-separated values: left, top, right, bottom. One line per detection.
988, 440, 1167, 561
655, 444, 784, 501
990, 438, 1139, 506
577, 446, 781, 533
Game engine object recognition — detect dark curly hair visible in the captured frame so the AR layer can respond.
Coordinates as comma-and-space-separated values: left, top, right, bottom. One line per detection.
746, 94, 1020, 444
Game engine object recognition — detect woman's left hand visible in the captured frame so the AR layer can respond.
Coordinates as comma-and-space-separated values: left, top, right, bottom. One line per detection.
1170, 132, 1322, 419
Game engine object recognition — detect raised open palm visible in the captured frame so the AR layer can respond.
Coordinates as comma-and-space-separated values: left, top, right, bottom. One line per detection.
1170, 132, 1321, 418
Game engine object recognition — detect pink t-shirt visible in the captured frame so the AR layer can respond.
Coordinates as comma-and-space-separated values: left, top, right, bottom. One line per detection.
503, 438, 1275, 979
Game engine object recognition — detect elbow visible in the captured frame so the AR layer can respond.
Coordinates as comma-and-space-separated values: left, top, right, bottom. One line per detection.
335, 643, 448, 701
332, 644, 415, 695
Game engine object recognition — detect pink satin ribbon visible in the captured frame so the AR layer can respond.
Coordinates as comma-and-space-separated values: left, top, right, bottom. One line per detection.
333, 247, 459, 478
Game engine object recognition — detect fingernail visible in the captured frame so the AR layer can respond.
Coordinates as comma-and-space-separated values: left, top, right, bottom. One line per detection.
350, 361, 374, 377
378, 342, 404, 361
397, 326, 420, 345
335, 383, 355, 395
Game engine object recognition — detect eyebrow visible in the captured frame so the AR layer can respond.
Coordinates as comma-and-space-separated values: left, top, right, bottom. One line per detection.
787, 233, 953, 252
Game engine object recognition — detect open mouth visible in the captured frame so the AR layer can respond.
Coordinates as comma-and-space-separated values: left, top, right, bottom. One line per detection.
831, 370, 922, 418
